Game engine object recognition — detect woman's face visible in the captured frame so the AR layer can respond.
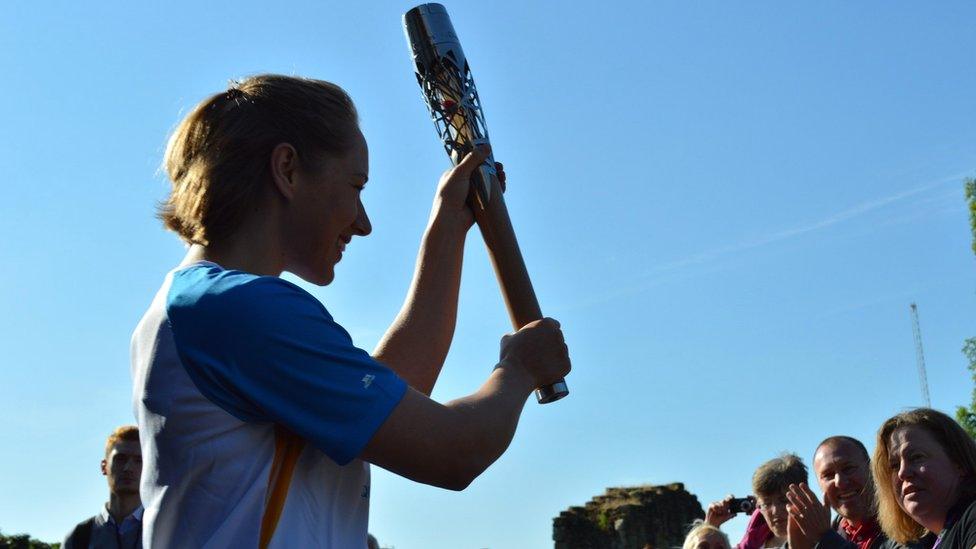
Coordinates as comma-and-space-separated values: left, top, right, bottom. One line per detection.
286, 130, 371, 285
757, 492, 790, 538
888, 425, 965, 532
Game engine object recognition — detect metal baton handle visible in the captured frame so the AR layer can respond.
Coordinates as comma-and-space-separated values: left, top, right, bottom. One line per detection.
404, 3, 568, 404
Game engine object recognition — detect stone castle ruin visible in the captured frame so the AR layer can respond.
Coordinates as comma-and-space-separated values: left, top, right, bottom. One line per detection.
553, 483, 705, 549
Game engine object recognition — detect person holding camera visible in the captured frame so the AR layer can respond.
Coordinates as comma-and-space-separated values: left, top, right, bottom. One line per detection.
706, 453, 809, 549
706, 495, 771, 549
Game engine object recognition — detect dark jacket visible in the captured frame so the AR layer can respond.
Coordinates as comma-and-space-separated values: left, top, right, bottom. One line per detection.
815, 516, 927, 549
62, 506, 143, 549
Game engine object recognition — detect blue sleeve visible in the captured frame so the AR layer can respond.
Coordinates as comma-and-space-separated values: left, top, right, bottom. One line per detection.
166, 267, 407, 465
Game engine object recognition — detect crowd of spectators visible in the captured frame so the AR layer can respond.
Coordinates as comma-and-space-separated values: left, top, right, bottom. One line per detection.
684, 408, 976, 549
65, 407, 976, 548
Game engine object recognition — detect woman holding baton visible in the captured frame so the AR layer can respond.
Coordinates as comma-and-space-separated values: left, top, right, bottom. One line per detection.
131, 74, 570, 547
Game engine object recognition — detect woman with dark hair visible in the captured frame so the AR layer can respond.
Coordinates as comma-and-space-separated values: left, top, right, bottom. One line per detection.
871, 408, 976, 549
132, 74, 571, 547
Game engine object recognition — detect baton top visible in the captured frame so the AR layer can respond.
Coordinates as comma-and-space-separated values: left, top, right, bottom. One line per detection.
404, 3, 496, 208
403, 4, 467, 81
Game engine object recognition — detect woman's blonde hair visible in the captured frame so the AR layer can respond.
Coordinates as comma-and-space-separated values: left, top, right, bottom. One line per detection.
871, 408, 976, 543
160, 74, 359, 245
682, 520, 730, 549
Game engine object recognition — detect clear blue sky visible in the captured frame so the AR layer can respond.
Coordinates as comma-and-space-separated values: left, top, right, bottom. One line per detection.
1, 2, 974, 547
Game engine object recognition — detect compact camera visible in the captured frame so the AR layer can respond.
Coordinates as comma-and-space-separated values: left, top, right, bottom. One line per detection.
727, 496, 756, 516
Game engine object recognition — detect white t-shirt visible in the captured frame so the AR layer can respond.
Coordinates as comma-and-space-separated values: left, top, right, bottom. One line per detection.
131, 262, 406, 547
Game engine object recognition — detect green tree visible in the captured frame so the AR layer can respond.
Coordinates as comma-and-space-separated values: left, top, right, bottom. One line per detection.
0, 530, 59, 549
956, 338, 976, 438
957, 178, 976, 438
966, 178, 976, 255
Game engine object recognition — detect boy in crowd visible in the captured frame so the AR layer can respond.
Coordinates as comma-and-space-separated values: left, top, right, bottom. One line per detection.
63, 426, 143, 549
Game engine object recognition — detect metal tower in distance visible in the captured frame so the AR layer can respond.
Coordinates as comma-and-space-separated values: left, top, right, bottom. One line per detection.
910, 303, 932, 407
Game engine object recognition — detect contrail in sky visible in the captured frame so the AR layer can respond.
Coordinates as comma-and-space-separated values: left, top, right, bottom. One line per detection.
560, 171, 970, 314
642, 172, 967, 277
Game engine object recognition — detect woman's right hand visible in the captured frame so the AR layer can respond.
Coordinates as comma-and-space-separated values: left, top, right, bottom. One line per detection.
497, 318, 571, 391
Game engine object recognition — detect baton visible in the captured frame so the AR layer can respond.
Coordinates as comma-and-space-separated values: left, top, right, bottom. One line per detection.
403, 3, 569, 404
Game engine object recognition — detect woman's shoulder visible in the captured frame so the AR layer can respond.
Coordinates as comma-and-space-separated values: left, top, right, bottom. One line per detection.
957, 497, 976, 532
942, 496, 976, 549
167, 263, 330, 327
883, 532, 935, 549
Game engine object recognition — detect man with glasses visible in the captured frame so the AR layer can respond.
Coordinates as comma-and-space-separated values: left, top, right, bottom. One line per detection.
706, 453, 809, 549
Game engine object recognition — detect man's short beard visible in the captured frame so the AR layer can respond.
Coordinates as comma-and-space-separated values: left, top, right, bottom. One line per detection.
839, 479, 878, 522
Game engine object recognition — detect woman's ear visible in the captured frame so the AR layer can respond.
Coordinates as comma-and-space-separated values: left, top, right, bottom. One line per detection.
270, 143, 300, 200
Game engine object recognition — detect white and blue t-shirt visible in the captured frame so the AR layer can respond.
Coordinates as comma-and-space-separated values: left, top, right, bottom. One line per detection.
130, 261, 407, 548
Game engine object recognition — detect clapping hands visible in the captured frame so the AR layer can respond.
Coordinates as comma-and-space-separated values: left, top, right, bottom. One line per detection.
786, 483, 831, 549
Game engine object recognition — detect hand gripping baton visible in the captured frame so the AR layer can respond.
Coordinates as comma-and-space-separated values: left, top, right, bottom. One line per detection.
403, 3, 569, 404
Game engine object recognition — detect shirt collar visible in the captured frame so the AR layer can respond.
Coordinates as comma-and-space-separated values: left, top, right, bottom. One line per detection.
101, 503, 145, 525
840, 517, 881, 546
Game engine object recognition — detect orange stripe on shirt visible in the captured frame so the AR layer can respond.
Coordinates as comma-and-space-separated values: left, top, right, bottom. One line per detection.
259, 425, 306, 549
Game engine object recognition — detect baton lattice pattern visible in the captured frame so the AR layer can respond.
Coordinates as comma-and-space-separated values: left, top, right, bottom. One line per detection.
416, 55, 491, 165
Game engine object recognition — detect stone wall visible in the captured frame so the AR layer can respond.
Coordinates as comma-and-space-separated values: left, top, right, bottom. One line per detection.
553, 483, 705, 549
